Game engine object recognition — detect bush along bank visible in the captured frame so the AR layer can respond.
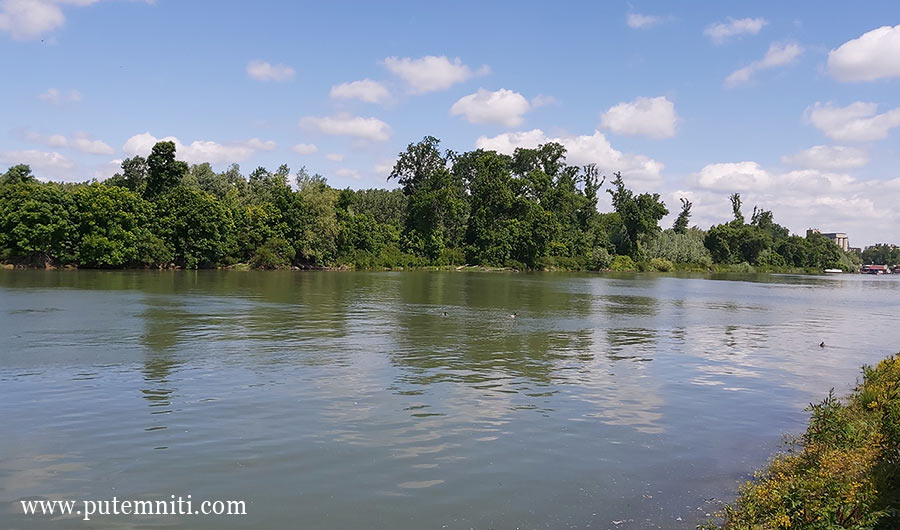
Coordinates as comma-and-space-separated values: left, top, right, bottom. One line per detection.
702, 355, 900, 529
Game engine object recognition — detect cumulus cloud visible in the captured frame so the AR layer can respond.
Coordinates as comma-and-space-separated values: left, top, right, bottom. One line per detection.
626, 13, 662, 29
725, 41, 803, 87
382, 55, 488, 94
329, 79, 390, 104
122, 133, 276, 164
828, 24, 900, 82
23, 130, 114, 155
780, 145, 868, 170
335, 168, 360, 180
0, 0, 112, 40
450, 88, 532, 127
806, 101, 900, 142
695, 161, 772, 191
704, 17, 767, 44
291, 143, 318, 155
300, 113, 391, 142
38, 88, 82, 105
325, 153, 344, 162
0, 149, 74, 175
246, 60, 295, 82
476, 129, 664, 186
600, 96, 678, 139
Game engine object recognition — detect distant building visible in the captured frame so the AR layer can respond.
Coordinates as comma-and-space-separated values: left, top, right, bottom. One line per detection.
807, 228, 850, 252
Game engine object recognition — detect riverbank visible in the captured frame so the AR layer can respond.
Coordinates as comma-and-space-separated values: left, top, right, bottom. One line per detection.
703, 355, 900, 529
0, 260, 830, 275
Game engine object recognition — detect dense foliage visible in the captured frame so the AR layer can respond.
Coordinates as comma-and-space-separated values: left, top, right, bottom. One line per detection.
0, 138, 870, 270
703, 355, 900, 529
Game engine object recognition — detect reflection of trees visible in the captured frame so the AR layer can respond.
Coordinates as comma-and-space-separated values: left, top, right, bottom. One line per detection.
387, 273, 598, 387
139, 297, 188, 420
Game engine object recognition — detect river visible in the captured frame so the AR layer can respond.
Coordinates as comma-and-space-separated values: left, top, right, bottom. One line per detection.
2, 270, 899, 529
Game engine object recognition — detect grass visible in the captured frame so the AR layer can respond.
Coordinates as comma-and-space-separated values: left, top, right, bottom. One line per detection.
701, 355, 900, 529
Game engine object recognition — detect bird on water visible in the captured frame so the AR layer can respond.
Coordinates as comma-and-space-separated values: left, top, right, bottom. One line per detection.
820, 341, 825, 348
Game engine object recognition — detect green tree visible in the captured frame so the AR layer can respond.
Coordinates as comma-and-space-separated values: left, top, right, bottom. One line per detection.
279, 168, 339, 265
607, 172, 668, 258
106, 156, 149, 193
861, 244, 900, 266
390, 136, 468, 260
144, 142, 188, 199
153, 186, 234, 268
730, 193, 744, 224
672, 197, 692, 234
0, 164, 37, 186
70, 183, 159, 267
0, 181, 74, 265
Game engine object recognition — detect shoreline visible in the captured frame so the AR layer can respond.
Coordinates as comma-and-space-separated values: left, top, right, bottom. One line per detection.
0, 261, 854, 275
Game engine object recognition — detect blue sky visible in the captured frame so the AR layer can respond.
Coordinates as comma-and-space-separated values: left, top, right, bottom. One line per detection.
2, 1, 899, 245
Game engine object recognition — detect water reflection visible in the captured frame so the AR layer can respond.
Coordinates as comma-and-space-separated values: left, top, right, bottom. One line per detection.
1, 270, 900, 529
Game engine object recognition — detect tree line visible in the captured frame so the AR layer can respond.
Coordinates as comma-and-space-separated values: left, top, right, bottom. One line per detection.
0, 136, 873, 271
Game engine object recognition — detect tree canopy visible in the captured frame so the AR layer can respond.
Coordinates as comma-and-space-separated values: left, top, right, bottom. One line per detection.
0, 138, 868, 272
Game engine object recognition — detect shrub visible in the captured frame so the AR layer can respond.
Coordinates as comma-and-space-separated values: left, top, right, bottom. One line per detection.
609, 255, 637, 272
250, 238, 295, 269
702, 355, 900, 530
645, 228, 712, 265
588, 248, 612, 270
648, 257, 674, 272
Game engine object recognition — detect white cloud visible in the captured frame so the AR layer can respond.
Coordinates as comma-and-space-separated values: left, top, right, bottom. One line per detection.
704, 17, 767, 44
0, 0, 66, 40
335, 168, 360, 180
725, 41, 803, 87
0, 149, 74, 174
291, 143, 318, 155
450, 88, 531, 127
626, 13, 662, 29
806, 101, 900, 142
246, 60, 295, 82
122, 133, 277, 164
600, 96, 678, 139
780, 145, 868, 170
0, 0, 143, 41
38, 88, 82, 105
300, 113, 391, 142
530, 94, 557, 108
325, 153, 344, 162
329, 79, 390, 104
828, 25, 900, 82
695, 161, 772, 191
476, 129, 664, 187
382, 55, 488, 94
22, 129, 114, 155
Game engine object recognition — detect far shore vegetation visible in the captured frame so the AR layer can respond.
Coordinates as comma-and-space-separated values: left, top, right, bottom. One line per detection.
1, 136, 892, 272
702, 354, 900, 529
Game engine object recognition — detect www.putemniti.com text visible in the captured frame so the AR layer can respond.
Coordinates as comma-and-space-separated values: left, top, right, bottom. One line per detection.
19, 495, 246, 521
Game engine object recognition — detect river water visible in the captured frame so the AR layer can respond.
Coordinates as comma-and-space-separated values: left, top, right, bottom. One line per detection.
1, 270, 899, 529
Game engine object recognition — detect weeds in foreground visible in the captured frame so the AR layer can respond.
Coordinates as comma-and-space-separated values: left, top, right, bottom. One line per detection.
701, 355, 900, 529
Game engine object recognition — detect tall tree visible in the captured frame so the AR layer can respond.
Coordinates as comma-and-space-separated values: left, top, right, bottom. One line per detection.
389, 136, 467, 260
730, 193, 744, 224
673, 197, 692, 234
145, 142, 188, 199
607, 172, 668, 257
